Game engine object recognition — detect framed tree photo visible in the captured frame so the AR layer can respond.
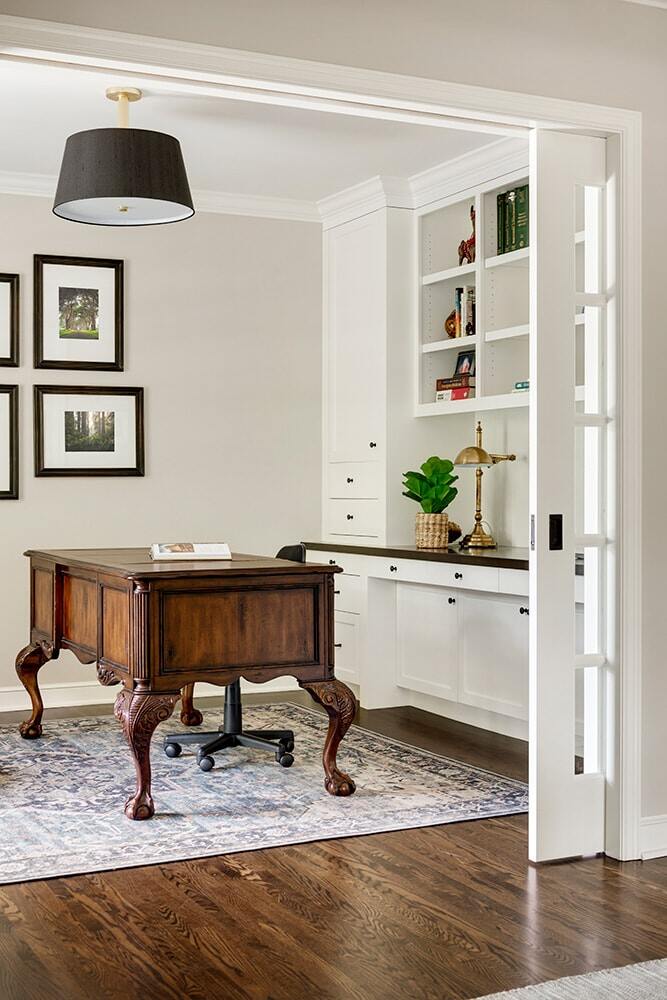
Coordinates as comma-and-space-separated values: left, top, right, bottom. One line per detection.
34, 385, 144, 477
0, 385, 19, 499
0, 274, 19, 367
34, 254, 124, 371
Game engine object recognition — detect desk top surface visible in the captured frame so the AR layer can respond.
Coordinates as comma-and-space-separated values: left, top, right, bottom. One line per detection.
26, 547, 337, 580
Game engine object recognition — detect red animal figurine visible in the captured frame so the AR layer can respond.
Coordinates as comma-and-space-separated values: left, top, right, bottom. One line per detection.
458, 205, 476, 265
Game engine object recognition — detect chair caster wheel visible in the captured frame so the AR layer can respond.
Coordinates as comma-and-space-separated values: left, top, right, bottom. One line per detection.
281, 739, 295, 753
278, 752, 294, 768
198, 755, 215, 772
164, 742, 182, 758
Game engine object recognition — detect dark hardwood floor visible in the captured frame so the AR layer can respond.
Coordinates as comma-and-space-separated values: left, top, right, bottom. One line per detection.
1, 694, 666, 1000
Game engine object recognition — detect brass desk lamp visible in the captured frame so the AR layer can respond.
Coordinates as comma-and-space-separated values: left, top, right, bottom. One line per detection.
454, 421, 516, 549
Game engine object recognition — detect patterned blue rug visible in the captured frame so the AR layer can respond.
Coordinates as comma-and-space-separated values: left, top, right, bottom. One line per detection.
0, 702, 527, 884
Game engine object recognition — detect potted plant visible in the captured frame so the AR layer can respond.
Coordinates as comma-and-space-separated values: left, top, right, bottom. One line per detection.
402, 456, 459, 549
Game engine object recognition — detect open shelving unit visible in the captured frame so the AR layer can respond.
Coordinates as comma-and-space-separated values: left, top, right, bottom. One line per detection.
415, 169, 531, 416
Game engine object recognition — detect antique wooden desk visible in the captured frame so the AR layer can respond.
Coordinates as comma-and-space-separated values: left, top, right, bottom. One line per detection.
16, 548, 357, 820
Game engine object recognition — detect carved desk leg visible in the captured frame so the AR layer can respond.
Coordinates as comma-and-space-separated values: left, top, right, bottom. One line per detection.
180, 683, 203, 726
15, 642, 55, 739
299, 679, 357, 796
114, 689, 178, 820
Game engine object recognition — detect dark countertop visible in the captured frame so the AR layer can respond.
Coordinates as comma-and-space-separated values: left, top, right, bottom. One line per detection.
304, 541, 529, 571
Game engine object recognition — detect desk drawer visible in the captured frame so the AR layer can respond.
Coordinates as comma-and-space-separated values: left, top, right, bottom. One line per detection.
328, 462, 381, 499
326, 499, 381, 538
333, 573, 362, 614
368, 557, 499, 593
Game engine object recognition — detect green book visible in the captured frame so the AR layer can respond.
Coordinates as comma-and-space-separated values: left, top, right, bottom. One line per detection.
515, 184, 529, 249
496, 193, 505, 254
505, 190, 517, 253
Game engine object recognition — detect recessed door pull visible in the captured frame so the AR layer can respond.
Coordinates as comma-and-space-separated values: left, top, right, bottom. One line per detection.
448, 597, 456, 605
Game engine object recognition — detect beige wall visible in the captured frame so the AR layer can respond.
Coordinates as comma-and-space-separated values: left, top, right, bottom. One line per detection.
1, 0, 665, 817
0, 194, 321, 703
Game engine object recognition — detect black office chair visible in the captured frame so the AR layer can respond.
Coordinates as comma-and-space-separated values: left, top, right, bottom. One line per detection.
163, 544, 305, 772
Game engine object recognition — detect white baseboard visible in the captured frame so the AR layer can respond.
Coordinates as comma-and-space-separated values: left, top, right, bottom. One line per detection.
0, 676, 299, 713
639, 814, 667, 860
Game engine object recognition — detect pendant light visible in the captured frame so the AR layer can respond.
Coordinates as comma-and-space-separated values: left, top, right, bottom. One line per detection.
53, 87, 194, 226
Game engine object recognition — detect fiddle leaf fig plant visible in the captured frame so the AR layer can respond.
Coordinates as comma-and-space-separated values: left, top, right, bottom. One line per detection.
402, 456, 458, 514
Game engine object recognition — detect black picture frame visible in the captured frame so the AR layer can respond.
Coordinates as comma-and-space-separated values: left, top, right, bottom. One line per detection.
454, 349, 476, 377
33, 254, 124, 371
34, 385, 144, 477
0, 384, 19, 499
0, 274, 19, 367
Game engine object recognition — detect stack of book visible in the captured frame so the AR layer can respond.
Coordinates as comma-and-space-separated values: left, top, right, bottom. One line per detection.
452, 286, 476, 338
497, 184, 529, 254
435, 374, 476, 402
512, 380, 529, 394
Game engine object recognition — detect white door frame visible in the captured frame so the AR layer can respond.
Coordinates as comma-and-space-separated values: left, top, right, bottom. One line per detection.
0, 14, 642, 860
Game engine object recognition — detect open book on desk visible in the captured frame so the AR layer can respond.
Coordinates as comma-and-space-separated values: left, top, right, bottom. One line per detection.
150, 542, 232, 561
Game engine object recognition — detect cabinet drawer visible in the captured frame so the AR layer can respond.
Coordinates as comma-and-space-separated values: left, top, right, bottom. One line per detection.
326, 499, 381, 538
498, 568, 529, 596
328, 462, 382, 499
334, 612, 359, 685
306, 549, 368, 577
334, 573, 362, 614
368, 556, 499, 593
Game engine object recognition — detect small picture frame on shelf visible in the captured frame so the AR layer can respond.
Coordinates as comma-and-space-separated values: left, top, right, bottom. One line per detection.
34, 254, 124, 371
34, 385, 144, 477
0, 384, 19, 499
0, 274, 19, 367
454, 349, 476, 377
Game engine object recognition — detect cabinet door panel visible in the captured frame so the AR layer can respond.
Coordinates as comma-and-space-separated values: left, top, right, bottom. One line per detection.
326, 213, 385, 463
458, 593, 528, 720
396, 582, 458, 700
326, 499, 382, 538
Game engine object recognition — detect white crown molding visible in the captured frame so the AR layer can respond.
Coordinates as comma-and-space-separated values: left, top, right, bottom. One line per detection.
409, 136, 527, 208
317, 175, 412, 230
620, 0, 667, 9
0, 170, 319, 222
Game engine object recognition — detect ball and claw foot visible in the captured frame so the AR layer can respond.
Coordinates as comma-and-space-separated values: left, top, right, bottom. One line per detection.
325, 768, 356, 796
124, 792, 155, 821
180, 707, 203, 727
19, 720, 43, 740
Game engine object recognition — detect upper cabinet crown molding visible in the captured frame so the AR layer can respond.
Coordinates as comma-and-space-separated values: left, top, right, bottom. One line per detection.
318, 176, 412, 231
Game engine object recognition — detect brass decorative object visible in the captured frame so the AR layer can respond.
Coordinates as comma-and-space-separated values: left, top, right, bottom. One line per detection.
454, 421, 515, 549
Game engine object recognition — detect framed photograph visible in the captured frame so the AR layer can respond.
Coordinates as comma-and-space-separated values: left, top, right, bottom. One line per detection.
454, 349, 476, 377
34, 255, 123, 371
0, 274, 19, 367
0, 385, 18, 499
34, 385, 144, 477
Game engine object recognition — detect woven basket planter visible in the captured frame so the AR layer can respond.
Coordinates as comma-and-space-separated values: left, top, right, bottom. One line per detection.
415, 511, 449, 549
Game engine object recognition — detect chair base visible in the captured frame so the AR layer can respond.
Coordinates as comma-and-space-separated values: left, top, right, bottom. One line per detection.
164, 726, 295, 771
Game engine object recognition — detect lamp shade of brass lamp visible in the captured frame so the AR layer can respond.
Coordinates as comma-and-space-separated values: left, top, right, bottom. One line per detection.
454, 421, 516, 549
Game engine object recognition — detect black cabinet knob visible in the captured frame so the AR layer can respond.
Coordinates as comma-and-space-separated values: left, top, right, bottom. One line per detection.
369, 441, 377, 448
329, 559, 336, 565
346, 477, 354, 483
334, 589, 341, 595
389, 565, 398, 572
334, 642, 342, 648
519, 606, 530, 615
454, 572, 463, 580
448, 597, 456, 605
346, 513, 354, 520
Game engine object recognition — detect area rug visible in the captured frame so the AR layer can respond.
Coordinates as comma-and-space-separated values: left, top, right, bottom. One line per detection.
0, 702, 527, 884
479, 959, 667, 998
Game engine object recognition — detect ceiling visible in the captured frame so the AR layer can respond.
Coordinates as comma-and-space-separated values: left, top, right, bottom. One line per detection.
0, 58, 499, 206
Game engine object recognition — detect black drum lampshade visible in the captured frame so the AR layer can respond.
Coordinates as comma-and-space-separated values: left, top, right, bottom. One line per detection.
53, 88, 194, 227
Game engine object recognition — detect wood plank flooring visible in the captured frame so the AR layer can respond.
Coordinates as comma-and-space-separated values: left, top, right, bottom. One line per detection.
1, 695, 666, 1000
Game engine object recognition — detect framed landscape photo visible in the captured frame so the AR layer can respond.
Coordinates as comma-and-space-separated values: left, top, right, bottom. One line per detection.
0, 274, 19, 367
0, 385, 19, 499
34, 255, 123, 371
34, 385, 144, 477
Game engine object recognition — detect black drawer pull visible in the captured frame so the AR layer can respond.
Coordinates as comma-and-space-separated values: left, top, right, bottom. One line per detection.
454, 572, 463, 580
519, 606, 530, 615
334, 642, 342, 648
369, 441, 377, 448
346, 513, 354, 520
389, 565, 398, 572
448, 597, 456, 605
346, 477, 354, 483
329, 559, 336, 565
334, 589, 341, 595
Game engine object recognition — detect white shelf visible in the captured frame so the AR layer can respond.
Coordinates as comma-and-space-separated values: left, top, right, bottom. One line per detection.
575, 230, 585, 244
485, 247, 529, 269
575, 385, 585, 402
415, 391, 530, 418
575, 312, 585, 326
485, 324, 529, 343
422, 335, 477, 354
422, 262, 476, 286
